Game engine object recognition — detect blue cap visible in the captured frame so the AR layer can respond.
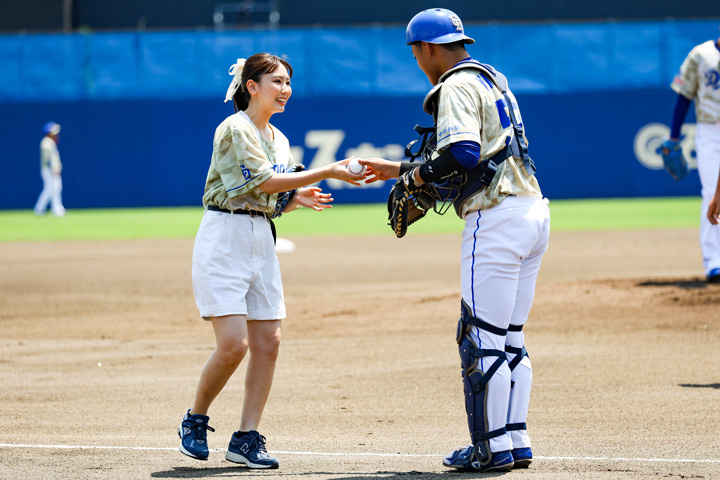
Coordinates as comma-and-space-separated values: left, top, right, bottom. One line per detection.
406, 8, 475, 45
43, 122, 61, 135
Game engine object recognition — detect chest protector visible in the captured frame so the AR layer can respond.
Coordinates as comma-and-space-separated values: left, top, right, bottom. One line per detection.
405, 60, 536, 217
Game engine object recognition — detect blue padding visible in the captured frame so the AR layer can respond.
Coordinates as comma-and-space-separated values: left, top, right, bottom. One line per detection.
0, 19, 718, 101
140, 32, 205, 96
613, 22, 662, 88
0, 36, 22, 100
553, 24, 610, 92
22, 34, 85, 100
87, 33, 139, 98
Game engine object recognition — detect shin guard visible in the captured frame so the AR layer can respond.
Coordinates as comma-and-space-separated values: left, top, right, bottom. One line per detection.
457, 301, 508, 467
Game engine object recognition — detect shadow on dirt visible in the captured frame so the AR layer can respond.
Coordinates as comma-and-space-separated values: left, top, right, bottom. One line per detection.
151, 468, 489, 479
679, 383, 720, 389
637, 278, 710, 290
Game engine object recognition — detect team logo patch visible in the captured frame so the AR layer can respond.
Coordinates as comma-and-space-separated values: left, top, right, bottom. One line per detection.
450, 15, 462, 31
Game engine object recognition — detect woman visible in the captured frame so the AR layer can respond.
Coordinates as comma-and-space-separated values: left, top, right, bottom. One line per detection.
179, 53, 365, 469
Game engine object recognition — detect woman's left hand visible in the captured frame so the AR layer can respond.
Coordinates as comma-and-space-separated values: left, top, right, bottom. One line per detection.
295, 187, 333, 211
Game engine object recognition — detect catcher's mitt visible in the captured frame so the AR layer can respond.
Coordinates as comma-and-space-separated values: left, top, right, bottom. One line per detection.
387, 171, 436, 238
657, 138, 688, 181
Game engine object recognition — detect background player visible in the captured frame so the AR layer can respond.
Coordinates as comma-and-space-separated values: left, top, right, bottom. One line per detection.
361, 8, 550, 473
708, 170, 720, 225
179, 53, 365, 469
33, 121, 65, 217
659, 27, 720, 283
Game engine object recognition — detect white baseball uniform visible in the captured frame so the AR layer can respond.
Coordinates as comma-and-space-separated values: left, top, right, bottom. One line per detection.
34, 135, 65, 217
671, 39, 720, 276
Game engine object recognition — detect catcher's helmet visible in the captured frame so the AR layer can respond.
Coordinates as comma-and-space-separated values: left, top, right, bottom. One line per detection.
406, 8, 475, 45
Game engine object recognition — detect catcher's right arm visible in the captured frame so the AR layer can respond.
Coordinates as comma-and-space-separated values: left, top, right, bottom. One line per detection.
387, 171, 436, 238
657, 138, 688, 181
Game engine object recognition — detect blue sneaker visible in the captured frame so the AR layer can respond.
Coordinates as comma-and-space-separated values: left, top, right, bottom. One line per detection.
512, 447, 533, 468
178, 409, 215, 460
443, 444, 477, 471
443, 445, 514, 472
707, 268, 720, 284
225, 430, 279, 469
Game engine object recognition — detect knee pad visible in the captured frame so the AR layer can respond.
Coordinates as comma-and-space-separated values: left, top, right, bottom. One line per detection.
457, 300, 508, 466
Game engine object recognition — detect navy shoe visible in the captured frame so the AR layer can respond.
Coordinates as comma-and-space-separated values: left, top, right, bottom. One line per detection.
178, 409, 215, 460
512, 447, 533, 468
225, 430, 279, 469
707, 268, 720, 284
443, 445, 514, 472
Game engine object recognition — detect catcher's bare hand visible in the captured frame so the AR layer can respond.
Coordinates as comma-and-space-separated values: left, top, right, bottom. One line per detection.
295, 187, 333, 211
708, 195, 720, 225
359, 158, 400, 184
326, 157, 368, 186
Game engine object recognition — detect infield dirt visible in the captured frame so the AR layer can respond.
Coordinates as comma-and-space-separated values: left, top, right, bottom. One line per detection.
0, 228, 718, 479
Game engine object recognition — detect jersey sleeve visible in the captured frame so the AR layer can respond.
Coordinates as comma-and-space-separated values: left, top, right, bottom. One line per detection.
435, 81, 481, 152
671, 47, 700, 100
216, 121, 276, 200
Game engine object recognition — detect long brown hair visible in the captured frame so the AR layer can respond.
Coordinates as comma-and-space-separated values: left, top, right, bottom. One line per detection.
233, 53, 293, 112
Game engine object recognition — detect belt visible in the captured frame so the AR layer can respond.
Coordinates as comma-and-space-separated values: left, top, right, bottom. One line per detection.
207, 205, 268, 218
206, 205, 276, 244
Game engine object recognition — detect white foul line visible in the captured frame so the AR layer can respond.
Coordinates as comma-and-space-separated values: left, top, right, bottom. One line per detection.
0, 444, 718, 464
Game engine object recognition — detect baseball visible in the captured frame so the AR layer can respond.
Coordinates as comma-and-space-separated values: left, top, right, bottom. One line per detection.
346, 158, 366, 175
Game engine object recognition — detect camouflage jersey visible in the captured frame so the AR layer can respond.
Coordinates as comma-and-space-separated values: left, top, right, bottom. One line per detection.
434, 66, 542, 217
202, 111, 298, 214
40, 136, 62, 174
671, 39, 720, 124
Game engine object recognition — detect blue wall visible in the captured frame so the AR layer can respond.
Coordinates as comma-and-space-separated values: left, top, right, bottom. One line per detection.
1, 91, 699, 210
2, 19, 716, 102
0, 19, 714, 210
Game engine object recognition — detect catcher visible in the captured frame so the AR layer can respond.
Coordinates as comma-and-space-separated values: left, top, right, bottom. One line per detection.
361, 8, 550, 473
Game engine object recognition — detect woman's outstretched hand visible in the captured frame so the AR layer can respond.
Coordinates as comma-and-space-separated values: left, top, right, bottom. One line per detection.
295, 187, 333, 211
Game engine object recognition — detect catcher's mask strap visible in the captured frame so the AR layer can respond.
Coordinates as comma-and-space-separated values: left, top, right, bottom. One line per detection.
405, 124, 436, 160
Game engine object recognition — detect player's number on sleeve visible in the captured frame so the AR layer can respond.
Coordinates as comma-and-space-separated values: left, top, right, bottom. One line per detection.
239, 164, 251, 180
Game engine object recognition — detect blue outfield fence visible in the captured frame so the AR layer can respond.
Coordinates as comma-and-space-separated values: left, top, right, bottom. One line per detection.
0, 19, 717, 101
0, 91, 700, 210
0, 18, 714, 209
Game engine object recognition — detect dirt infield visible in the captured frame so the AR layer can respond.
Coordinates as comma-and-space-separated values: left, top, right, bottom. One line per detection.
1, 228, 719, 479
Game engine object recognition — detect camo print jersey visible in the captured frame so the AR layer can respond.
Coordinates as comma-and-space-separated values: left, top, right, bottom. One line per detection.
201, 111, 297, 214
671, 40, 720, 124
434, 67, 542, 217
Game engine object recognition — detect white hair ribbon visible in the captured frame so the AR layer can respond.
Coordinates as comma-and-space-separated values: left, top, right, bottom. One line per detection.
224, 58, 247, 103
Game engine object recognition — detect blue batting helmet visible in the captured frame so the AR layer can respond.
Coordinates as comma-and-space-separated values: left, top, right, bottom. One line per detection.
406, 8, 475, 45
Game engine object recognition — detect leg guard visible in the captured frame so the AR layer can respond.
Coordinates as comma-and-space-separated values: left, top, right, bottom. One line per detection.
457, 300, 508, 467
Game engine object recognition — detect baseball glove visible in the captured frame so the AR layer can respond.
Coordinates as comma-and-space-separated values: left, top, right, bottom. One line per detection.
657, 138, 688, 181
387, 171, 436, 238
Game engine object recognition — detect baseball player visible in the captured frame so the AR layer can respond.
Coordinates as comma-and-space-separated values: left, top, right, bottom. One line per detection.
659, 28, 720, 283
361, 8, 550, 472
179, 53, 365, 469
33, 121, 65, 217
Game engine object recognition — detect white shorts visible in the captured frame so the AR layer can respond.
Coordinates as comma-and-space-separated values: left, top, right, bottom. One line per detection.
192, 210, 286, 320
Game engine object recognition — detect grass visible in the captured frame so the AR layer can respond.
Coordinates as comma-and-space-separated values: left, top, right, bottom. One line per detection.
0, 197, 703, 243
